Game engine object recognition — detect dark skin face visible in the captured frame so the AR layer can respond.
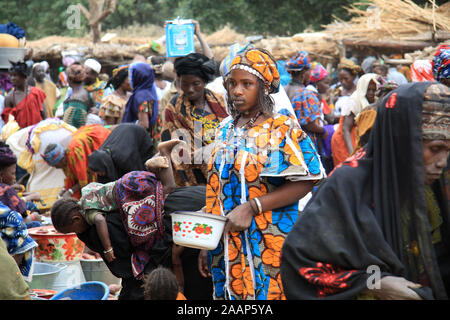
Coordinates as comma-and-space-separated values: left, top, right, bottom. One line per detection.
84, 67, 98, 85
291, 68, 311, 86
316, 77, 330, 95
366, 80, 377, 104
226, 69, 261, 117
373, 65, 388, 77
121, 77, 132, 92
0, 164, 16, 185
179, 74, 206, 106
338, 69, 356, 91
52, 155, 67, 169
33, 65, 46, 83
9, 71, 26, 89
57, 210, 89, 234
422, 139, 450, 185
301, 69, 311, 86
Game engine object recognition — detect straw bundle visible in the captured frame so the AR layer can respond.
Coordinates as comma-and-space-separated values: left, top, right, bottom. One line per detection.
325, 0, 450, 41
27, 35, 159, 63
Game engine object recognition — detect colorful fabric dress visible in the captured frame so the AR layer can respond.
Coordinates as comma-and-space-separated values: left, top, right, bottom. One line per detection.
99, 93, 128, 124
122, 62, 160, 146
85, 78, 112, 109
63, 124, 111, 199
292, 87, 324, 154
63, 96, 94, 129
206, 113, 325, 300
162, 89, 228, 187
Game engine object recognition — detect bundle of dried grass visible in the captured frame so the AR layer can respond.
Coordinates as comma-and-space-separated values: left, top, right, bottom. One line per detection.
27, 35, 159, 63
325, 0, 450, 41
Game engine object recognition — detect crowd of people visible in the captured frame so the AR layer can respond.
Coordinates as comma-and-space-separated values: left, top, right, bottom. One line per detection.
0, 19, 449, 301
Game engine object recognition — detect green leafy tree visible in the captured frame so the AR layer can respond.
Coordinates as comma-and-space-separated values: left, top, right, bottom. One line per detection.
0, 0, 448, 40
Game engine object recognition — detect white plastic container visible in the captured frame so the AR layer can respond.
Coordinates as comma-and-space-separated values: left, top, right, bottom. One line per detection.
170, 211, 227, 250
80, 258, 121, 286
48, 260, 86, 292
28, 262, 67, 290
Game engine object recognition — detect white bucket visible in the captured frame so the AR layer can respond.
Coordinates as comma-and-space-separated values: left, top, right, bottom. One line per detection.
80, 259, 121, 286
28, 262, 67, 290
48, 260, 86, 292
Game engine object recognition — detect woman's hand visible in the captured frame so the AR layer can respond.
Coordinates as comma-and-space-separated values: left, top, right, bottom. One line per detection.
198, 249, 211, 278
224, 202, 254, 233
172, 244, 185, 262
104, 248, 116, 263
30, 212, 43, 222
23, 192, 41, 202
370, 276, 423, 300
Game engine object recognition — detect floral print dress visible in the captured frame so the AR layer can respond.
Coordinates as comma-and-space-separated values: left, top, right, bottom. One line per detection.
206, 113, 325, 300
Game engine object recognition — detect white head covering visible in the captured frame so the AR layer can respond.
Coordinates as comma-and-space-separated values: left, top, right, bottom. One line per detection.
84, 58, 101, 74
348, 73, 379, 117
40, 61, 50, 72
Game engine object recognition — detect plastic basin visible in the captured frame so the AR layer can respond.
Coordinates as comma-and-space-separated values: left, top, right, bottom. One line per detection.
28, 262, 67, 290
0, 47, 27, 69
80, 258, 121, 285
28, 226, 85, 262
171, 211, 227, 250
50, 281, 109, 300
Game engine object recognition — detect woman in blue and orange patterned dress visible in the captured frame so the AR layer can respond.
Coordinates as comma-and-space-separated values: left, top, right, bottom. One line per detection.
199, 48, 325, 300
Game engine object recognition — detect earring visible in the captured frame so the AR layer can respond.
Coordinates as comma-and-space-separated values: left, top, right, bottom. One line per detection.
264, 88, 269, 95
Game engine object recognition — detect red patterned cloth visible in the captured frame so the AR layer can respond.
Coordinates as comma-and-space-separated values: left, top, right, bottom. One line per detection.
2, 86, 46, 128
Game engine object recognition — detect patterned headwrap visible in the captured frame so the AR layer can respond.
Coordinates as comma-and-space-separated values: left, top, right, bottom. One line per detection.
220, 42, 254, 77
41, 142, 65, 166
285, 51, 310, 72
229, 48, 280, 94
411, 60, 435, 82
338, 57, 363, 76
310, 61, 328, 83
0, 142, 17, 168
106, 64, 129, 90
421, 83, 450, 140
431, 44, 450, 82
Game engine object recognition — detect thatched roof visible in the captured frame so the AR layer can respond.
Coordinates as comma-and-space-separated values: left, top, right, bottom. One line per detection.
26, 0, 450, 67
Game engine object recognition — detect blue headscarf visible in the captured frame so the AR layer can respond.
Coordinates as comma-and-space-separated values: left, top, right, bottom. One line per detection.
0, 201, 37, 281
122, 62, 159, 126
41, 142, 65, 166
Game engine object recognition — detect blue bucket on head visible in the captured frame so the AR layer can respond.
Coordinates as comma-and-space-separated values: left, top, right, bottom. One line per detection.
49, 281, 109, 300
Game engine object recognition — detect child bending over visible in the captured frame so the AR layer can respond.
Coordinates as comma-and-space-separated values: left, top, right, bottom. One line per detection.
50, 139, 184, 263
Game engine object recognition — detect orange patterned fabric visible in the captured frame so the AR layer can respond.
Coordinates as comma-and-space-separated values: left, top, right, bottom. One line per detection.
63, 124, 110, 199
230, 49, 280, 94
206, 114, 324, 300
